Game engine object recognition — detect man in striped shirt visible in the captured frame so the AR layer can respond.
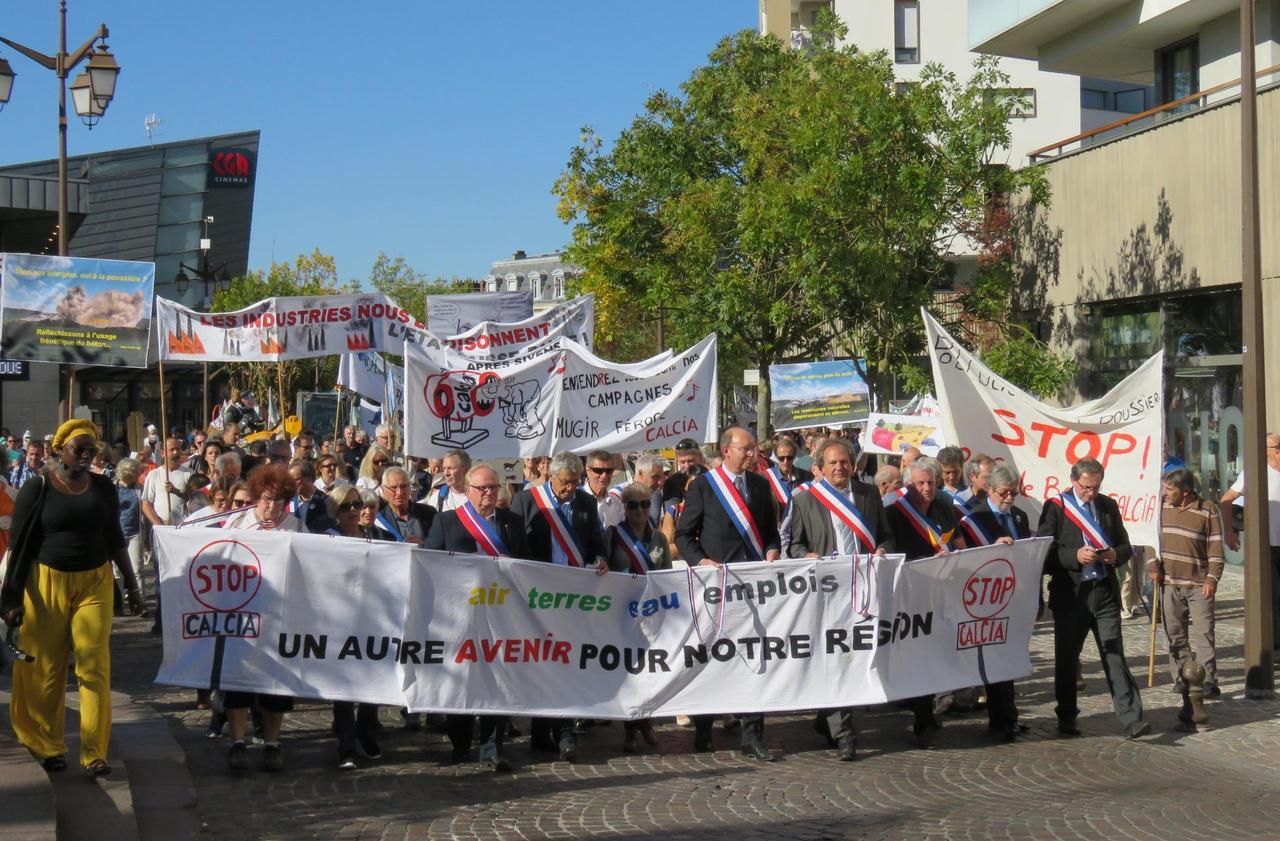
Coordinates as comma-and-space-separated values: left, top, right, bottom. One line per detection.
1149, 468, 1224, 699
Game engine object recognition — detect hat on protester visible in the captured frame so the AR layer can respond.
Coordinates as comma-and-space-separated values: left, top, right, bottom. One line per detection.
43, 434, 53, 442
146, 424, 157, 433
52, 418, 99, 450
22, 430, 32, 442
676, 438, 700, 451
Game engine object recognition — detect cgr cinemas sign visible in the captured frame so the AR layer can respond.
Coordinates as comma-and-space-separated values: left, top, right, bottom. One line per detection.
209, 148, 256, 188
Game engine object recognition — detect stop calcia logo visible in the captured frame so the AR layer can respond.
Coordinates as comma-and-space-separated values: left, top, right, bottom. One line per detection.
957, 558, 1016, 650
183, 539, 263, 639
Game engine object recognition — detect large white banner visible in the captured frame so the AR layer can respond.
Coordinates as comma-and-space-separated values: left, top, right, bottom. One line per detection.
156, 294, 434, 362
442, 294, 595, 360
154, 528, 1050, 715
405, 334, 717, 459
426, 290, 533, 337
923, 309, 1163, 546
337, 350, 404, 406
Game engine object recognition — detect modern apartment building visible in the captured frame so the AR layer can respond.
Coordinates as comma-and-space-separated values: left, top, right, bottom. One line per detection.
970, 0, 1280, 521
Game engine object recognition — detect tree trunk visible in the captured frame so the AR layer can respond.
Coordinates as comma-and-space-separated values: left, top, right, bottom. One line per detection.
756, 355, 772, 438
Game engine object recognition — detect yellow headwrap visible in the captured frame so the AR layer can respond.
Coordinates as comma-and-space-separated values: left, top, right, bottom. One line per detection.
51, 418, 99, 450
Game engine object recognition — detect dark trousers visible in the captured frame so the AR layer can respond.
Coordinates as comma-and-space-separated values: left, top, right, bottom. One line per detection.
530, 717, 575, 750
1053, 578, 1143, 727
1271, 547, 1280, 651
984, 681, 1018, 730
446, 714, 507, 760
693, 713, 764, 747
332, 702, 378, 755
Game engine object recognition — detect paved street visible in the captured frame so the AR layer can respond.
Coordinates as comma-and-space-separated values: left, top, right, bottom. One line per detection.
66, 566, 1280, 840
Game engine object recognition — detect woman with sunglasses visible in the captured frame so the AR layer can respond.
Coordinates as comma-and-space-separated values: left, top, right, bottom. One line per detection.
356, 446, 393, 492
314, 455, 341, 493
220, 464, 299, 772
0, 419, 144, 779
603, 482, 671, 753
322, 484, 393, 768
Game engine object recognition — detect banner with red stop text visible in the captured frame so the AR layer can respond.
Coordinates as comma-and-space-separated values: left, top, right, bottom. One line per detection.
153, 527, 1049, 715
923, 309, 1163, 547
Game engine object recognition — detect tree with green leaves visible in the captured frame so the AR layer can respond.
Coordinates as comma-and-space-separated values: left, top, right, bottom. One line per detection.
367, 251, 485, 329
555, 15, 1070, 422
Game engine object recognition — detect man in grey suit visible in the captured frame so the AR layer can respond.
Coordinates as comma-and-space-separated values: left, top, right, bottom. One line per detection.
788, 438, 895, 761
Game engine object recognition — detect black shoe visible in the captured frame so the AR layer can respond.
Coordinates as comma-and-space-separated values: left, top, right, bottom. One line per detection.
262, 744, 283, 772
813, 716, 837, 748
1123, 720, 1151, 740
913, 719, 940, 748
228, 742, 249, 772
1057, 721, 1082, 737
83, 759, 112, 779
559, 740, 578, 763
337, 752, 357, 771
40, 755, 67, 772
740, 742, 774, 762
622, 732, 640, 753
837, 737, 857, 762
530, 735, 558, 753
1000, 726, 1018, 743
488, 754, 512, 773
694, 734, 713, 753
449, 747, 469, 764
357, 736, 381, 760
1204, 683, 1222, 700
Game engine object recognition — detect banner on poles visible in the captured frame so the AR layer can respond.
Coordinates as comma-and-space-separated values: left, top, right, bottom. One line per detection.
337, 351, 404, 410
769, 359, 871, 431
863, 413, 948, 457
442, 294, 595, 360
426, 290, 533, 337
154, 527, 1050, 715
405, 334, 717, 459
922, 309, 1163, 546
156, 293, 435, 362
1, 254, 156, 367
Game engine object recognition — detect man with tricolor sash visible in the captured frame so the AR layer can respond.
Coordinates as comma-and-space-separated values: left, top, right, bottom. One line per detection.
675, 426, 781, 761
510, 451, 606, 762
1037, 457, 1149, 740
786, 437, 892, 761
884, 456, 966, 747
371, 467, 435, 545
426, 464, 532, 771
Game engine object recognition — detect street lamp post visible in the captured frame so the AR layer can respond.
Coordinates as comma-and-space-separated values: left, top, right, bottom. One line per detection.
174, 217, 231, 428
0, 0, 120, 257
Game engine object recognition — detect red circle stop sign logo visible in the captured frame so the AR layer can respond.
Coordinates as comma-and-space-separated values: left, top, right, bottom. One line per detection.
188, 539, 263, 612
962, 558, 1017, 620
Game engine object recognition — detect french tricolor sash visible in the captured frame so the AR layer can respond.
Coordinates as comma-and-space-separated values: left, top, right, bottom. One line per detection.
958, 512, 994, 547
1053, 492, 1110, 549
532, 482, 586, 567
706, 467, 765, 560
615, 521, 654, 574
287, 495, 302, 516
889, 494, 950, 551
608, 483, 626, 500
457, 501, 508, 557
765, 467, 792, 507
794, 481, 814, 495
375, 510, 406, 542
810, 480, 876, 551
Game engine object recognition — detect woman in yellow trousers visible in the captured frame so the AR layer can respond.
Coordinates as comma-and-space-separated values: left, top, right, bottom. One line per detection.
0, 419, 144, 778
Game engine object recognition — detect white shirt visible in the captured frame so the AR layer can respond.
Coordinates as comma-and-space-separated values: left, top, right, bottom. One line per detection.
1229, 465, 1280, 546
826, 483, 859, 556
141, 466, 192, 526
595, 493, 623, 529
223, 509, 300, 531
426, 486, 467, 513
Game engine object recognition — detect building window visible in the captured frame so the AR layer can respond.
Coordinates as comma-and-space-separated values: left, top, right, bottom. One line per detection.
894, 0, 919, 64
985, 88, 1036, 118
1081, 88, 1107, 110
1157, 38, 1198, 106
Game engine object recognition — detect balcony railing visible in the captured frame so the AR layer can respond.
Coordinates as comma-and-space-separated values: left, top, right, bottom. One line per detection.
1028, 62, 1280, 163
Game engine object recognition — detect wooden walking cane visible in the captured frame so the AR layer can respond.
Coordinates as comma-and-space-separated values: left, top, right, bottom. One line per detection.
1147, 581, 1162, 687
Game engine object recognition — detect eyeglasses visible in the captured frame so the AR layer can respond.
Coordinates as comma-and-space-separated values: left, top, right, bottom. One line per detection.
319, 462, 337, 470
338, 501, 362, 512
776, 454, 795, 462
232, 497, 253, 505
471, 484, 501, 493
625, 499, 652, 510
259, 495, 287, 505
989, 487, 1018, 499
383, 484, 408, 493
586, 466, 612, 475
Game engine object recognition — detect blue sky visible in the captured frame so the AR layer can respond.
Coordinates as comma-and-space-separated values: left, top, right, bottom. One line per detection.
1, 1, 755, 286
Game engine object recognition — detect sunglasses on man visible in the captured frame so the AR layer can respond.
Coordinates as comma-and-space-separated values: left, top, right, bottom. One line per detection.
625, 499, 652, 511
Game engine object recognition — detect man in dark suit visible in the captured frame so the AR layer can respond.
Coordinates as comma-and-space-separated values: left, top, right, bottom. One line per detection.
510, 452, 605, 762
426, 464, 531, 772
766, 437, 814, 524
1038, 457, 1148, 739
288, 458, 335, 534
963, 463, 1032, 742
787, 438, 894, 761
885, 456, 967, 747
675, 426, 781, 761
371, 466, 435, 543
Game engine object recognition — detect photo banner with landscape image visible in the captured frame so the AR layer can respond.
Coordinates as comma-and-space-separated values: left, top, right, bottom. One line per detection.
768, 359, 870, 431
153, 527, 1049, 716
922, 308, 1164, 547
1, 253, 156, 367
862, 412, 948, 457
426, 290, 533, 337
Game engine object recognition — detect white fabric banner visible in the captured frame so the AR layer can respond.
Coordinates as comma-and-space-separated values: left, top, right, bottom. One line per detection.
404, 334, 717, 459
426, 290, 533, 337
922, 309, 1164, 546
154, 528, 1050, 715
156, 294, 435, 362
442, 294, 595, 360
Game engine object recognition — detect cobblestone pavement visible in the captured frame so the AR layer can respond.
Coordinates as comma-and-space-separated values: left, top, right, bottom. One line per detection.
110, 567, 1280, 841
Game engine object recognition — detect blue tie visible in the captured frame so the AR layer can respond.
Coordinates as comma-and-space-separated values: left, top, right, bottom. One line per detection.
1002, 513, 1017, 540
